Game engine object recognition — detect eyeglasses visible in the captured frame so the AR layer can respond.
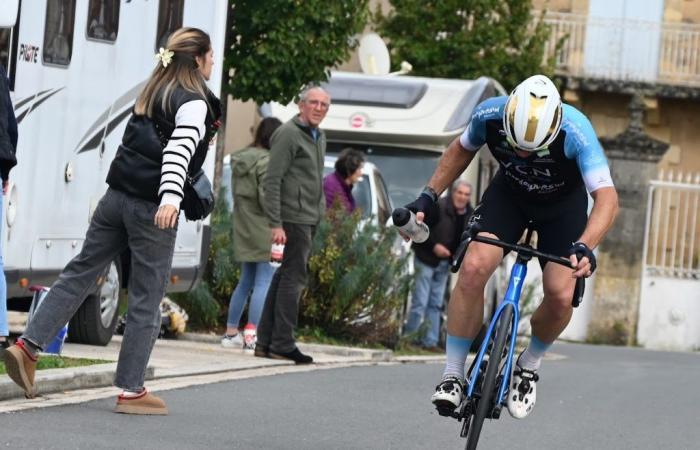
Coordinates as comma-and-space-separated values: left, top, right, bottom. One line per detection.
304, 99, 330, 110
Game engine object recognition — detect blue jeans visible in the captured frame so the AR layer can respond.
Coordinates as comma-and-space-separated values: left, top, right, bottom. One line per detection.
404, 256, 450, 347
227, 262, 276, 328
0, 189, 7, 338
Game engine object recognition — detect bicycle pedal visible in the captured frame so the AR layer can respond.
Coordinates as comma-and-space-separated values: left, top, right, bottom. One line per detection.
489, 405, 503, 420
436, 405, 457, 418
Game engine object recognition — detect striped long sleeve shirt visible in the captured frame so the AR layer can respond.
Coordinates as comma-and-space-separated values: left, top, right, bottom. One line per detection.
158, 99, 207, 209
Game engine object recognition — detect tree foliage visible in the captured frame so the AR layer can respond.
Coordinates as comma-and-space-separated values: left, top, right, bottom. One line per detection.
373, 0, 558, 90
225, 0, 369, 103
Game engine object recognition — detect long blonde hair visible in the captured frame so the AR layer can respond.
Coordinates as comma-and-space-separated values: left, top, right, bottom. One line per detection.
134, 27, 211, 117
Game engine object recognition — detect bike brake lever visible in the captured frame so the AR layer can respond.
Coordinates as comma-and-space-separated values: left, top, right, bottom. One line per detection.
572, 277, 585, 307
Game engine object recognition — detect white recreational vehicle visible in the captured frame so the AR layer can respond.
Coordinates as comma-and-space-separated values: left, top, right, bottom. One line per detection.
268, 71, 506, 208
0, 0, 228, 345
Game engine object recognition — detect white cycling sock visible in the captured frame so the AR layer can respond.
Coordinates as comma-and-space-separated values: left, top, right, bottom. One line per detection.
442, 334, 473, 380
518, 335, 552, 371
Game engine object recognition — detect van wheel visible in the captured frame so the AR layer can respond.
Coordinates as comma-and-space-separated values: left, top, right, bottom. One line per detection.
68, 261, 121, 346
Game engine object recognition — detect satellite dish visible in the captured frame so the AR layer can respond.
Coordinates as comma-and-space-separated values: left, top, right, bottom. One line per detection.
358, 33, 390, 76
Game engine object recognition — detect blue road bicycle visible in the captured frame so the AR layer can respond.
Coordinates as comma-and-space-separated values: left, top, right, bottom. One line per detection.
443, 224, 585, 450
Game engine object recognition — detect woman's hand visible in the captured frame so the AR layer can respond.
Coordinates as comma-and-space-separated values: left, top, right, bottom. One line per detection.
155, 204, 179, 229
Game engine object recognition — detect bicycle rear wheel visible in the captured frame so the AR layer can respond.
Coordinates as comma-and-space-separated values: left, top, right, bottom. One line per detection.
465, 303, 514, 450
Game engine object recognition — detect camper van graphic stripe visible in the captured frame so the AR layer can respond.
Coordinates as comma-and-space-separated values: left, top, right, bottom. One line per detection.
158, 100, 207, 209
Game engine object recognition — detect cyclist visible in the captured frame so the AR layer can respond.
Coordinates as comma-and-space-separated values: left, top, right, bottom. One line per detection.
404, 75, 618, 419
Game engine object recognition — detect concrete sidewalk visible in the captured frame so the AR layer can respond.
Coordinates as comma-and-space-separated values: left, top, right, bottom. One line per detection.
0, 332, 397, 401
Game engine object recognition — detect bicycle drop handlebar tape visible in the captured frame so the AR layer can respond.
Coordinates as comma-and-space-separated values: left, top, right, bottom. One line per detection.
403, 192, 439, 228
568, 242, 597, 274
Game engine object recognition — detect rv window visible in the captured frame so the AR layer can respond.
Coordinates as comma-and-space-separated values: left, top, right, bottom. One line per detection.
0, 1, 19, 90
0, 28, 10, 73
323, 78, 428, 109
155, 0, 184, 51
43, 0, 76, 67
87, 0, 120, 42
328, 143, 440, 208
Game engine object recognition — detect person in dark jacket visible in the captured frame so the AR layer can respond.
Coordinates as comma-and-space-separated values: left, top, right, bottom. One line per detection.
221, 117, 282, 351
0, 63, 17, 353
323, 147, 364, 213
2, 28, 221, 415
403, 180, 473, 350
257, 86, 330, 364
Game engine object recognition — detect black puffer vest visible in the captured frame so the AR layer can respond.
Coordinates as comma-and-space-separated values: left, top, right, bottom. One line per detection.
106, 87, 222, 204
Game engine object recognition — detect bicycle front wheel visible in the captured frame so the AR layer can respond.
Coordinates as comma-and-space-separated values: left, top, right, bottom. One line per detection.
465, 303, 514, 450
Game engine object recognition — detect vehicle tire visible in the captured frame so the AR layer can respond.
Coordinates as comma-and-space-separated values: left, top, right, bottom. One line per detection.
68, 260, 121, 346
465, 303, 513, 450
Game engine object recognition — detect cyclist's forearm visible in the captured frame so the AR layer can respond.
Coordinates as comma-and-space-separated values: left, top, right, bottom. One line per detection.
577, 186, 619, 249
426, 137, 476, 195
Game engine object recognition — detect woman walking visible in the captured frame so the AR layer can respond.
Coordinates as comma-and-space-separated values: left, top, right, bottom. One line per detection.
2, 27, 221, 415
221, 117, 282, 351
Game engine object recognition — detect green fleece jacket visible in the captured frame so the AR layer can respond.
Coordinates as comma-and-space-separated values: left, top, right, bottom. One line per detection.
231, 146, 271, 262
264, 115, 326, 227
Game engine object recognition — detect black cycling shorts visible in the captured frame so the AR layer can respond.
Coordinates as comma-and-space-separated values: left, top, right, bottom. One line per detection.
469, 178, 588, 266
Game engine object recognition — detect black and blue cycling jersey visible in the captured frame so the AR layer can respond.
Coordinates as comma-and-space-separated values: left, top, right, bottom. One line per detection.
459, 96, 614, 202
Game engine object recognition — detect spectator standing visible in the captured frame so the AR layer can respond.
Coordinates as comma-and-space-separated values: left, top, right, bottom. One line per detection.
323, 147, 364, 213
221, 117, 282, 351
403, 180, 473, 350
2, 28, 221, 414
257, 86, 330, 364
0, 63, 18, 354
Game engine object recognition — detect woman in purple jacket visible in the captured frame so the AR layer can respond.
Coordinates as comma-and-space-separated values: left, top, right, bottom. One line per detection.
323, 147, 364, 213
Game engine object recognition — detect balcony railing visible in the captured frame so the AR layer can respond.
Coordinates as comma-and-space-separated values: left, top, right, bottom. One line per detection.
543, 12, 700, 87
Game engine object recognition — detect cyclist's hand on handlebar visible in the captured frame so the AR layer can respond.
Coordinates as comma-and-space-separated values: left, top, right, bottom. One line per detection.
568, 242, 597, 278
404, 190, 440, 227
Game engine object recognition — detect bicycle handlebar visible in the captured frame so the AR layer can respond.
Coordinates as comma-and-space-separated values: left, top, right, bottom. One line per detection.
451, 230, 586, 307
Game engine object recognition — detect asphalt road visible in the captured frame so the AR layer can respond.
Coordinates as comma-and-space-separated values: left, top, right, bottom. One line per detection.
1, 342, 698, 450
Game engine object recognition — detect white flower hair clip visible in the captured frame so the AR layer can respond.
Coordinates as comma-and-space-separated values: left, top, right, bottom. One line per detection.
155, 47, 174, 68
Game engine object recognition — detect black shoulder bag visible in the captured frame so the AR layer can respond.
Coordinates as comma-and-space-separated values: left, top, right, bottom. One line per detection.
181, 169, 214, 221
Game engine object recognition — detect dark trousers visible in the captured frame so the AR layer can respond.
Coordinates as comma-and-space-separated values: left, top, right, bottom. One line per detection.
23, 188, 177, 390
257, 222, 315, 353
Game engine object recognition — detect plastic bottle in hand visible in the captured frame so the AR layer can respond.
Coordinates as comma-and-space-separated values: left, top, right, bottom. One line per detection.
392, 207, 429, 243
270, 243, 284, 268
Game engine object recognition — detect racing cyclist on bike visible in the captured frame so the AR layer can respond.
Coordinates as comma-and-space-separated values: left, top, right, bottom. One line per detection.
405, 75, 619, 419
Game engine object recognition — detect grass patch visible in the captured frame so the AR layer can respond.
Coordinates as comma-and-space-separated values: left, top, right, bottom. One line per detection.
0, 355, 110, 375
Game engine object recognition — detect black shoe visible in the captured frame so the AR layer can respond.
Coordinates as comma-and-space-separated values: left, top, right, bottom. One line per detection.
254, 343, 270, 358
269, 347, 313, 365
0, 339, 9, 357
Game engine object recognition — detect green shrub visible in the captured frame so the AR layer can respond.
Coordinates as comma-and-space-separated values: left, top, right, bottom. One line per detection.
299, 205, 413, 348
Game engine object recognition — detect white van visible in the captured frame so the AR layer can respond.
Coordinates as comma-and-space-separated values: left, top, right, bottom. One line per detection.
267, 71, 506, 207
0, 0, 227, 345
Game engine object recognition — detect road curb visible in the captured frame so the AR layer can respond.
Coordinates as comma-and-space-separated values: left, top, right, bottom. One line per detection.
178, 332, 394, 362
0, 363, 155, 402
1, 334, 394, 401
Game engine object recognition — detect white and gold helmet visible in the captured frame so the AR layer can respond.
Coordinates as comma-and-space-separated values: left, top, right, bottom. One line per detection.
503, 75, 562, 152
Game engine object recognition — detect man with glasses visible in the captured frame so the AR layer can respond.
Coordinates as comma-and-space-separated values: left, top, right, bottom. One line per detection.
404, 75, 618, 419
257, 86, 330, 364
403, 180, 473, 352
